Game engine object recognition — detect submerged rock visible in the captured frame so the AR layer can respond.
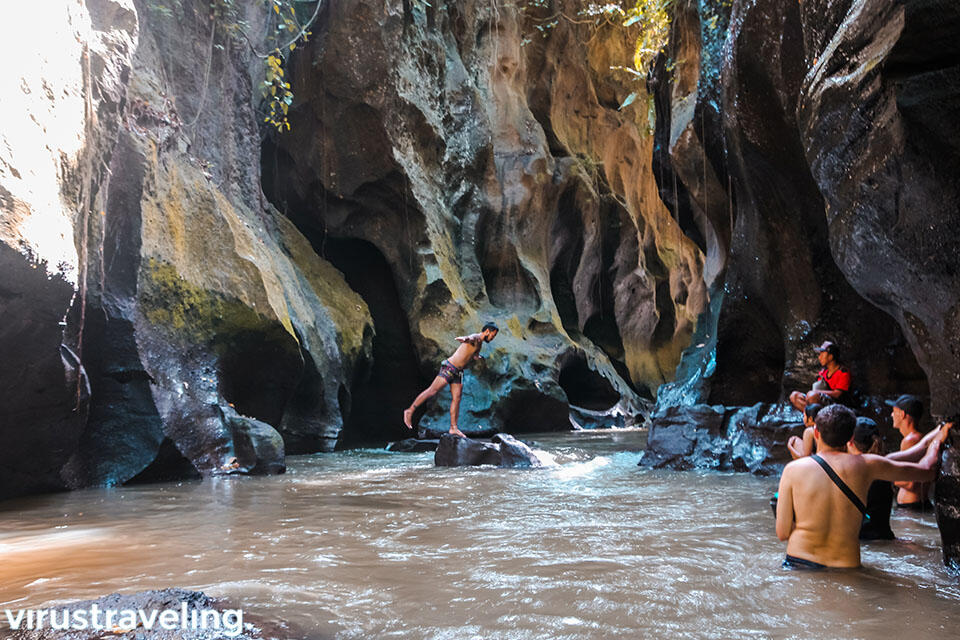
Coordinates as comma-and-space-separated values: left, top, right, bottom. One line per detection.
434, 433, 543, 468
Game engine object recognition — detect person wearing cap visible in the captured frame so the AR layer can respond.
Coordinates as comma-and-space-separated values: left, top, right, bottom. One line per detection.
848, 417, 896, 540
886, 394, 931, 510
776, 404, 951, 568
788, 341, 852, 413
403, 322, 499, 436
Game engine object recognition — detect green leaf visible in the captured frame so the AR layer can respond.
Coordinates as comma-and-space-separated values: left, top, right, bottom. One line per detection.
618, 91, 638, 111
623, 15, 642, 27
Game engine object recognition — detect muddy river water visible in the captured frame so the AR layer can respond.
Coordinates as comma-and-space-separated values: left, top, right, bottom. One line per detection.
1, 430, 958, 638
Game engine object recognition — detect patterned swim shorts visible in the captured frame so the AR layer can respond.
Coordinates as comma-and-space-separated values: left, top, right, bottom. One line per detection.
437, 359, 463, 384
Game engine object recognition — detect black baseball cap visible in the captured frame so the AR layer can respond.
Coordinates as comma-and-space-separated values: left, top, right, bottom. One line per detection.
885, 394, 924, 420
814, 341, 840, 357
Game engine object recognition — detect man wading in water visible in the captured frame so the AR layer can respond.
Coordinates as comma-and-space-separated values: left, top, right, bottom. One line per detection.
403, 323, 499, 437
776, 404, 951, 569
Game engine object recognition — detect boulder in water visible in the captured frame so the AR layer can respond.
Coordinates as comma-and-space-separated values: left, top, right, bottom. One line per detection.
435, 434, 502, 467
492, 433, 544, 468
222, 406, 286, 475
434, 433, 544, 468
640, 403, 804, 475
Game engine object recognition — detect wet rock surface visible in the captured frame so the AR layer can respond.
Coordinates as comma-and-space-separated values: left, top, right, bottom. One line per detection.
797, 0, 960, 421
937, 443, 960, 572
434, 433, 543, 468
2, 0, 373, 498
386, 438, 440, 453
261, 0, 702, 437
640, 403, 804, 475
649, 0, 960, 564
0, 0, 136, 499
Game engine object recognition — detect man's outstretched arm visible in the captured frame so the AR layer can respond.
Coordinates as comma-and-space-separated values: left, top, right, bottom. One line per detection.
868, 436, 945, 484
887, 422, 953, 462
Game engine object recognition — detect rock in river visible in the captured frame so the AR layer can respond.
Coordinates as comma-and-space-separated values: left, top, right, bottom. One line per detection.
434, 433, 543, 468
640, 403, 804, 475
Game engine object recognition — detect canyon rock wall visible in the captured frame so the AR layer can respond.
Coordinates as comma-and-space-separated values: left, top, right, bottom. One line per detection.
650, 0, 960, 566
261, 0, 706, 438
0, 0, 375, 498
1, 0, 701, 497
0, 0, 138, 497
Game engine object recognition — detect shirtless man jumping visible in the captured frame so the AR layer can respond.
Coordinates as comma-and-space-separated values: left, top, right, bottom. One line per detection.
776, 404, 951, 569
402, 323, 499, 436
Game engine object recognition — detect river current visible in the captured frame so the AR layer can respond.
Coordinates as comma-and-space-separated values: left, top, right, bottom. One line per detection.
1, 429, 958, 639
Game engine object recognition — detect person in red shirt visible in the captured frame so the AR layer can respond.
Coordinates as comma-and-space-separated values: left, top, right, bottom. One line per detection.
789, 341, 852, 413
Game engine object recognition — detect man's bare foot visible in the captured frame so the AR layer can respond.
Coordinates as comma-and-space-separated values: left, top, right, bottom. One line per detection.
403, 407, 414, 429
449, 426, 466, 437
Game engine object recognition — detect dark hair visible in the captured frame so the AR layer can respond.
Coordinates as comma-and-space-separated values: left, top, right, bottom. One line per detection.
852, 417, 883, 454
482, 322, 499, 332
815, 404, 857, 448
804, 403, 823, 420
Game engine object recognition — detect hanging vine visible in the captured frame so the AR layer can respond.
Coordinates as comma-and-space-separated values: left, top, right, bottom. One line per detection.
148, 0, 322, 132
255, 0, 322, 132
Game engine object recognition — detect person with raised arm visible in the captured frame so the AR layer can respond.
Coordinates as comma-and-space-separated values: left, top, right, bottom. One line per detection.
886, 394, 932, 511
402, 322, 499, 436
775, 404, 951, 569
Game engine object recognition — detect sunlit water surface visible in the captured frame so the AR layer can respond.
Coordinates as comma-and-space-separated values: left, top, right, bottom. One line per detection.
1, 430, 958, 639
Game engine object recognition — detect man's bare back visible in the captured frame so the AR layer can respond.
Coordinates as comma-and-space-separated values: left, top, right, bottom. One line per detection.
776, 405, 947, 568
778, 453, 880, 567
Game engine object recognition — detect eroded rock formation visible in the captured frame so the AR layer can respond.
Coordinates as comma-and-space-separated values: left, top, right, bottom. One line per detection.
1, 0, 374, 497
649, 0, 960, 565
3, 0, 701, 498
0, 0, 137, 498
261, 0, 707, 438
